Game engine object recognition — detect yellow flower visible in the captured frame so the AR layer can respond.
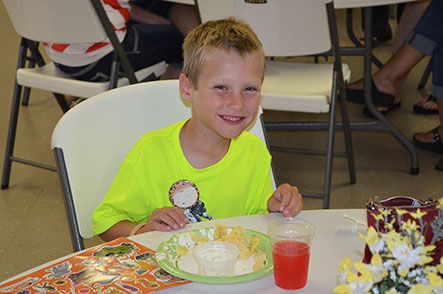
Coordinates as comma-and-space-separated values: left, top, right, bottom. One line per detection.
373, 213, 384, 221
384, 218, 396, 231
333, 284, 351, 294
379, 208, 391, 220
338, 255, 353, 284
395, 208, 408, 217
339, 255, 353, 272
354, 254, 387, 283
408, 284, 433, 294
359, 227, 385, 254
410, 208, 427, 220
401, 219, 419, 232
437, 257, 443, 275
428, 272, 443, 290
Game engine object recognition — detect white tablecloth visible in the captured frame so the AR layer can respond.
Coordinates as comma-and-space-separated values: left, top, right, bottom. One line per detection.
1, 209, 367, 293
131, 209, 367, 293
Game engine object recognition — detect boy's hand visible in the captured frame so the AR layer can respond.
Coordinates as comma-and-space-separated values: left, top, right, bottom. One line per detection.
144, 207, 189, 232
267, 183, 303, 217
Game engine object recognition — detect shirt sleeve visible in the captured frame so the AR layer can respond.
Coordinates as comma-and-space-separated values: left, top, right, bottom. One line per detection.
92, 141, 149, 235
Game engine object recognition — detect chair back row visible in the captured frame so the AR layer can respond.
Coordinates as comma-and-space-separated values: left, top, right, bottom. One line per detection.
196, 0, 332, 57
3, 0, 108, 43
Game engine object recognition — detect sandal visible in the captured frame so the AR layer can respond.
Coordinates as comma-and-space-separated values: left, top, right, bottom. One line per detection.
412, 126, 443, 154
413, 95, 438, 115
346, 78, 395, 106
363, 101, 401, 117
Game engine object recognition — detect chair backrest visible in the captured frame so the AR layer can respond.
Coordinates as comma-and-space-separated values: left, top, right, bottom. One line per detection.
196, 0, 332, 57
2, 0, 107, 43
51, 80, 276, 250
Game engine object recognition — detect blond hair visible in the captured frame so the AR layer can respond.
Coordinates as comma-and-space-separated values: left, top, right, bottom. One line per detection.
182, 17, 265, 88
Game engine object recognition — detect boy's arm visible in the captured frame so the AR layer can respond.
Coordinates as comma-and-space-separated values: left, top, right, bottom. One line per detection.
99, 207, 189, 241
267, 183, 303, 217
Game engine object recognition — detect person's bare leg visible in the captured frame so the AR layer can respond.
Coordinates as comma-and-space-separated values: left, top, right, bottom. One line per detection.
392, 1, 429, 54
348, 43, 425, 110
388, 1, 430, 103
414, 98, 443, 143
167, 4, 200, 37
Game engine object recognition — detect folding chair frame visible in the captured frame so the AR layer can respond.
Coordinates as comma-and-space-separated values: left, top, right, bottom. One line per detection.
264, 2, 356, 209
1, 0, 155, 189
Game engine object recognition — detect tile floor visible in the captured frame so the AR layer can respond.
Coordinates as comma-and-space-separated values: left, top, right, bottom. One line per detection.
1, 4, 442, 282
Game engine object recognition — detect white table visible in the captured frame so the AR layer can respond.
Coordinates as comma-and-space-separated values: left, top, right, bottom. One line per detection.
1, 209, 367, 293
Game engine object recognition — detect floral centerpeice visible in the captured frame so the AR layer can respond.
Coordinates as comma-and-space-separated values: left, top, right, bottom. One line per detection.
334, 198, 443, 294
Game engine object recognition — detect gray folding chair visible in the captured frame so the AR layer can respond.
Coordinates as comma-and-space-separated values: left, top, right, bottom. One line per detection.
196, 0, 356, 208
51, 80, 276, 251
1, 0, 166, 189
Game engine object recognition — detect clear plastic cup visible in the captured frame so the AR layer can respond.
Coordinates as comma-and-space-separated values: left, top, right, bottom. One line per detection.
192, 241, 240, 276
268, 218, 315, 290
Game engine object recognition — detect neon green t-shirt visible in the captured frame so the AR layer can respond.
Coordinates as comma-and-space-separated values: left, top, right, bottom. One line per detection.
92, 119, 273, 235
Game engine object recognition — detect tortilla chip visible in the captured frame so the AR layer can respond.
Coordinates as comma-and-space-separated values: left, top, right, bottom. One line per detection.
249, 235, 261, 254
253, 251, 267, 271
189, 231, 209, 245
176, 245, 188, 257
214, 224, 228, 240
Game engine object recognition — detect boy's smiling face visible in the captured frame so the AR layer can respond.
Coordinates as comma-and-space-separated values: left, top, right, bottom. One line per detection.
180, 49, 263, 142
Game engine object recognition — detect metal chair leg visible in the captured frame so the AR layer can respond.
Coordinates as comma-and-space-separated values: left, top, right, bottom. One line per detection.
1, 82, 24, 190
323, 74, 339, 209
2, 39, 66, 189
1, 40, 28, 190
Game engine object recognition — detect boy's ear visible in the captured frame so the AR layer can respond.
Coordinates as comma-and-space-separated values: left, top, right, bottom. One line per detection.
179, 73, 193, 102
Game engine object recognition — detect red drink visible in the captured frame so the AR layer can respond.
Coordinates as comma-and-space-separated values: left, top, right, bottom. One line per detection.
272, 240, 310, 290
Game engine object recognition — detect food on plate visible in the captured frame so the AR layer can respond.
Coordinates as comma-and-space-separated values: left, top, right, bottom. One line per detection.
176, 225, 266, 272
253, 251, 267, 271
189, 231, 209, 245
176, 245, 189, 259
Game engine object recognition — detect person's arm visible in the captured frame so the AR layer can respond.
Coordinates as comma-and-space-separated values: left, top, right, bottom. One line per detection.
129, 2, 171, 25
99, 206, 189, 241
267, 183, 303, 217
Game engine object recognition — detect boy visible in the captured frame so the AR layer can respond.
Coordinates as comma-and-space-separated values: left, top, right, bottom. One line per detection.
93, 18, 303, 241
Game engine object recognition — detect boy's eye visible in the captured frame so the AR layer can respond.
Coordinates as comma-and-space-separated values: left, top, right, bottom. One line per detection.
245, 86, 258, 92
214, 85, 227, 90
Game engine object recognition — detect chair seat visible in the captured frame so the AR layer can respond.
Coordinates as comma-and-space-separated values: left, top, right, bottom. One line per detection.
16, 61, 166, 98
261, 61, 351, 113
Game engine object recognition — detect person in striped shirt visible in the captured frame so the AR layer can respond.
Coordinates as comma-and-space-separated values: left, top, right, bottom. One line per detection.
46, 0, 199, 82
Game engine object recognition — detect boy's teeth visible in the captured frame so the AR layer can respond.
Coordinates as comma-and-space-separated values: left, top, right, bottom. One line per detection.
222, 116, 241, 121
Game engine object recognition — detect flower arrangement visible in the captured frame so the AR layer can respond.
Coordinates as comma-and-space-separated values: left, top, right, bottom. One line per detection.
334, 198, 443, 294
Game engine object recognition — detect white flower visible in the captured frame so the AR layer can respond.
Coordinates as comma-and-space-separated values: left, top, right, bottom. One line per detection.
387, 239, 434, 277
354, 254, 387, 283
347, 271, 373, 294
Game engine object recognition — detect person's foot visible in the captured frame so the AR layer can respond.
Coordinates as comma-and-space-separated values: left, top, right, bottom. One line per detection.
347, 78, 400, 112
359, 26, 392, 48
413, 95, 438, 115
413, 126, 443, 154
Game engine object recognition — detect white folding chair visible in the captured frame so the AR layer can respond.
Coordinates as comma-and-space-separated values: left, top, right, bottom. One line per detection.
1, 0, 166, 189
51, 80, 276, 251
196, 0, 356, 208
